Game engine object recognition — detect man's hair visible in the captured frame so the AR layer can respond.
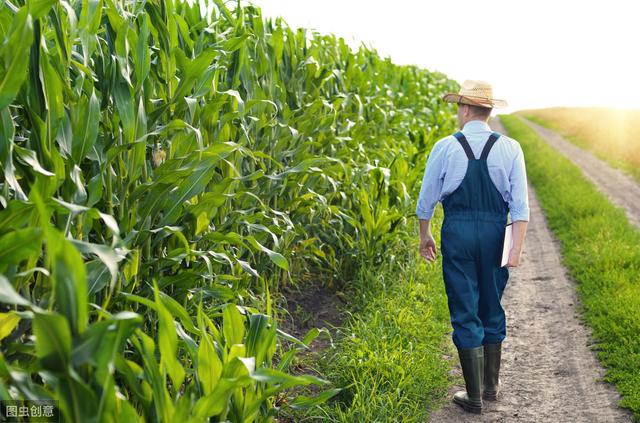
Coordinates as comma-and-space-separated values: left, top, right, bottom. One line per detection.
467, 104, 493, 120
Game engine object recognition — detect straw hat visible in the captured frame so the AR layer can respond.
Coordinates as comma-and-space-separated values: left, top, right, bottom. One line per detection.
442, 80, 507, 108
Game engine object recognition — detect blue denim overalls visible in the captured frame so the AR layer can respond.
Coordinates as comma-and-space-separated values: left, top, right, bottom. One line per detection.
441, 131, 510, 349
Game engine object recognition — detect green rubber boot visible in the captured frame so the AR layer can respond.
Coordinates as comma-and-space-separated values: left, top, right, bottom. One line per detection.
453, 346, 484, 414
483, 343, 502, 401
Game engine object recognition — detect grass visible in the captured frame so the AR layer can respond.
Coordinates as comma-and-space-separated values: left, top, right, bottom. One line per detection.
500, 114, 640, 421
518, 107, 640, 182
284, 208, 454, 422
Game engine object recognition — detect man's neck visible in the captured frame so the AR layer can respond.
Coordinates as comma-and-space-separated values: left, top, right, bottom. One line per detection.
463, 118, 489, 126
461, 119, 491, 131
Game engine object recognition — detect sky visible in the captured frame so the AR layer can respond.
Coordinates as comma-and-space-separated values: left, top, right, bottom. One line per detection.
243, 0, 640, 113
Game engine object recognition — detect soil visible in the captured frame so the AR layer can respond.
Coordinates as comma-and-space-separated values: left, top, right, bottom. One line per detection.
274, 281, 346, 421
278, 281, 346, 351
523, 117, 640, 228
276, 278, 348, 388
428, 118, 633, 422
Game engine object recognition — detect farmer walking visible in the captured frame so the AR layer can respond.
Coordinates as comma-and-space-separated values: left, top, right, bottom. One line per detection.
416, 80, 529, 414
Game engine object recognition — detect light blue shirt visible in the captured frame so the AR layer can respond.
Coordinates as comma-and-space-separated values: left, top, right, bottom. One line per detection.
416, 120, 530, 221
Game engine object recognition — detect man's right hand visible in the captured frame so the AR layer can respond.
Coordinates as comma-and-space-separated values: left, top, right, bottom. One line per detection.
507, 246, 523, 267
420, 235, 437, 262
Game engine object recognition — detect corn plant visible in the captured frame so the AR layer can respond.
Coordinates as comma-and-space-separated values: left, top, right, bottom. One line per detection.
0, 0, 457, 420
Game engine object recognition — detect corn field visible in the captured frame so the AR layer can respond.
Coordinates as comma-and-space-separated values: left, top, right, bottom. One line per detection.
0, 0, 457, 420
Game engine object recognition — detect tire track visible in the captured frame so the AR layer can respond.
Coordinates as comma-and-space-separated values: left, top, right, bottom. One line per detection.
520, 117, 640, 228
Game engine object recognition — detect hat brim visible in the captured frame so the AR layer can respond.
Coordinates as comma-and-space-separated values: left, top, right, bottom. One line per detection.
442, 93, 508, 109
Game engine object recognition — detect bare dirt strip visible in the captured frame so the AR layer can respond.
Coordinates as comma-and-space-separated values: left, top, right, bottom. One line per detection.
428, 118, 632, 423
522, 117, 640, 228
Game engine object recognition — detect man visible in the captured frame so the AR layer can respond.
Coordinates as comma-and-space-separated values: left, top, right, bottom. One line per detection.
416, 80, 529, 414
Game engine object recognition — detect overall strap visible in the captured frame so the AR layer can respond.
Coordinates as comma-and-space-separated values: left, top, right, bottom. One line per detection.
480, 132, 501, 160
453, 132, 475, 160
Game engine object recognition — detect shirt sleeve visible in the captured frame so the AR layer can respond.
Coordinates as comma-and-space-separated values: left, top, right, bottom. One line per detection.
508, 143, 530, 222
416, 141, 446, 220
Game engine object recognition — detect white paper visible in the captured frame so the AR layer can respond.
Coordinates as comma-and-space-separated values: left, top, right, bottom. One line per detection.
501, 224, 513, 267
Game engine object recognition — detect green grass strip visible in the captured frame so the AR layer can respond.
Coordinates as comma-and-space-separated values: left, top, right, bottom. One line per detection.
500, 114, 640, 420
288, 215, 453, 422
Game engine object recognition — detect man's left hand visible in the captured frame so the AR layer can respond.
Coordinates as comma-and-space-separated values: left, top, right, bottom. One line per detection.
420, 235, 437, 262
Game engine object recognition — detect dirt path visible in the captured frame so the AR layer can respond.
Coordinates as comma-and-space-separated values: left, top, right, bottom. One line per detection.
428, 118, 632, 423
522, 117, 640, 228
